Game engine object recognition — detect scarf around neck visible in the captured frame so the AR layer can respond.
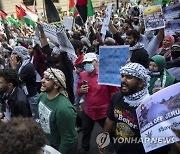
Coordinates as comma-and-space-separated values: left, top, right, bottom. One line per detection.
123, 88, 150, 107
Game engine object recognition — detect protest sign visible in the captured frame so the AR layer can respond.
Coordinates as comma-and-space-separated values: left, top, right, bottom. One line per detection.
142, 5, 165, 31
98, 45, 130, 86
63, 16, 74, 31
163, 3, 180, 35
101, 3, 112, 41
136, 82, 180, 152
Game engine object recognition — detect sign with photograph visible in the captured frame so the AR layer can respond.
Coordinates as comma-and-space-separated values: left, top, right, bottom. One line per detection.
136, 83, 180, 152
142, 5, 165, 31
163, 3, 180, 35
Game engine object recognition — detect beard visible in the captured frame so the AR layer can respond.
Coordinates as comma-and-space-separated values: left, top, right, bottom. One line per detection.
121, 81, 140, 96
129, 41, 136, 47
40, 84, 54, 93
125, 41, 136, 47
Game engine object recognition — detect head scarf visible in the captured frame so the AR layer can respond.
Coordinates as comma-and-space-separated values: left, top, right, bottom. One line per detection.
159, 35, 175, 59
163, 35, 175, 48
120, 63, 150, 107
12, 46, 30, 60
44, 68, 68, 98
120, 62, 150, 87
148, 55, 175, 94
12, 46, 30, 74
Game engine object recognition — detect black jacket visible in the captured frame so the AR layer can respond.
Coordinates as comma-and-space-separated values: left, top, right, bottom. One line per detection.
8, 87, 32, 117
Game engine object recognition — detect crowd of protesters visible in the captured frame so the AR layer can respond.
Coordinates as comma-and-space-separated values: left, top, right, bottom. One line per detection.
0, 0, 180, 154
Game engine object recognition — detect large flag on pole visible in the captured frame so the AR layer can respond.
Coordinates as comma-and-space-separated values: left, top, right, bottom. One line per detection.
76, 0, 94, 23
87, 0, 94, 17
0, 10, 19, 28
76, 0, 87, 23
16, 5, 25, 19
20, 2, 38, 22
69, 0, 79, 17
44, 0, 60, 23
16, 5, 36, 28
69, 0, 76, 12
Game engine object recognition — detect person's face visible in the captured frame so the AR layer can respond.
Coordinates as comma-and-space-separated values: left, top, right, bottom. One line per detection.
28, 45, 33, 55
121, 74, 143, 96
97, 24, 102, 32
41, 75, 56, 93
123, 23, 130, 32
163, 38, 171, 48
0, 34, 5, 42
50, 53, 60, 65
51, 53, 59, 58
113, 18, 119, 24
0, 77, 8, 92
125, 35, 137, 47
84, 60, 97, 73
11, 53, 22, 63
171, 46, 180, 59
149, 61, 159, 72
2, 52, 10, 59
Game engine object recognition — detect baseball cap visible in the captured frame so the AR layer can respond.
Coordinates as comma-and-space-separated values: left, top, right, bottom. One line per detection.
83, 53, 98, 63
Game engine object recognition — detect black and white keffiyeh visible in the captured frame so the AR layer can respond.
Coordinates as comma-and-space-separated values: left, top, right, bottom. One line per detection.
120, 63, 150, 107
39, 22, 77, 63
12, 46, 30, 74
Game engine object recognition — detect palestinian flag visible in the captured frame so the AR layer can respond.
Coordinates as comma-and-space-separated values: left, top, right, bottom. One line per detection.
69, 0, 76, 12
16, 3, 38, 28
16, 5, 25, 20
20, 2, 38, 22
70, 0, 94, 23
44, 0, 60, 23
16, 5, 36, 28
87, 0, 94, 17
0, 10, 19, 28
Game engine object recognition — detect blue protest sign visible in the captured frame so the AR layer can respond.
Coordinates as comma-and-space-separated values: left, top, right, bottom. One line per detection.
98, 45, 130, 86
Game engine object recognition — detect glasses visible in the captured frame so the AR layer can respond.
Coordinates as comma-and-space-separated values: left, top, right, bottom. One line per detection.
49, 67, 66, 90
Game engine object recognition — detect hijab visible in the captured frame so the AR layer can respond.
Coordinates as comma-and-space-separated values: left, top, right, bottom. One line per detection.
148, 55, 175, 94
158, 35, 175, 59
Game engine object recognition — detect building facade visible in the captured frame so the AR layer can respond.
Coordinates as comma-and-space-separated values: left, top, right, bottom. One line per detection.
0, 0, 116, 15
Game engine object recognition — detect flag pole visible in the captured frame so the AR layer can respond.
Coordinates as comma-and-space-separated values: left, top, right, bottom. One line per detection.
42, 0, 47, 22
